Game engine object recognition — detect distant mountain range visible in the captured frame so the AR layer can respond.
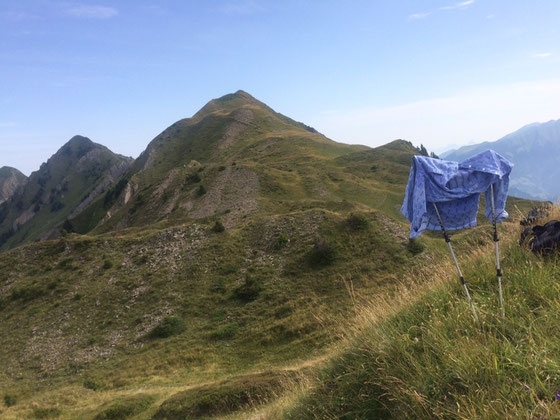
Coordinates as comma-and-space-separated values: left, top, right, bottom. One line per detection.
442, 119, 560, 201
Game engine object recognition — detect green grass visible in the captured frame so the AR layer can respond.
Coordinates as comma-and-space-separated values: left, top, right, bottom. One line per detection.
0, 207, 428, 419
152, 371, 290, 419
285, 221, 560, 418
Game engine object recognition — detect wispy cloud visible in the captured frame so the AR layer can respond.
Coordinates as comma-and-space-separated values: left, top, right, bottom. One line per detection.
219, 0, 265, 15
0, 122, 17, 128
534, 52, 553, 58
486, 14, 495, 19
63, 5, 118, 19
439, 0, 475, 11
409, 0, 474, 21
0, 11, 38, 21
408, 12, 431, 20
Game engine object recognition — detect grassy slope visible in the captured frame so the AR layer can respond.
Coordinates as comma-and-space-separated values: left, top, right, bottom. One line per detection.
0, 132, 440, 419
281, 207, 559, 419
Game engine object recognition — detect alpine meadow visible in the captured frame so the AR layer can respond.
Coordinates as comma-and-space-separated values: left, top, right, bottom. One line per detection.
2, 1, 560, 419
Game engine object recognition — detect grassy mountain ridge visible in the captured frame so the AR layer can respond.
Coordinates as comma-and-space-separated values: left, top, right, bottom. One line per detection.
0, 105, 444, 418
70, 90, 372, 235
0, 91, 539, 419
0, 167, 27, 204
0, 136, 133, 251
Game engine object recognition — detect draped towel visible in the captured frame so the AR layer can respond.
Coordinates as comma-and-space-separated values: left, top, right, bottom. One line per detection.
401, 150, 513, 238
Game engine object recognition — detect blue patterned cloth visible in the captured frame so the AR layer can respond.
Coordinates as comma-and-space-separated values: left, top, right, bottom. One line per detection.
401, 150, 513, 238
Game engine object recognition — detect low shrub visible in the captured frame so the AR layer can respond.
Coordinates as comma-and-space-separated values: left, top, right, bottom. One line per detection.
308, 238, 336, 267
345, 213, 369, 230
212, 220, 225, 233
4, 394, 17, 407
232, 275, 262, 302
209, 323, 239, 340
148, 316, 186, 339
57, 257, 74, 270
187, 173, 201, 183
10, 286, 45, 302
197, 185, 207, 196
272, 233, 289, 250
84, 378, 103, 391
211, 277, 227, 294
407, 238, 425, 255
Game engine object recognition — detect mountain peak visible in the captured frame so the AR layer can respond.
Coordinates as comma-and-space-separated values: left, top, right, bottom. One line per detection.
192, 90, 266, 120
66, 135, 95, 147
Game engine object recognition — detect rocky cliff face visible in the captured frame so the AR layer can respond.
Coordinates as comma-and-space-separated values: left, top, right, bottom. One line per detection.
0, 166, 27, 204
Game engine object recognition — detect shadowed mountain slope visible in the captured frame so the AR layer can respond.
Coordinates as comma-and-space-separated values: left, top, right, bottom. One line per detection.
0, 136, 133, 250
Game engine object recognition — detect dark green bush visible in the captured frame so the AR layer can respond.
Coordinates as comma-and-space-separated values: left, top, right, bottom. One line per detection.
57, 257, 74, 270
345, 213, 369, 230
102, 259, 113, 270
197, 185, 207, 196
209, 323, 239, 340
308, 238, 336, 267
220, 264, 239, 274
232, 275, 262, 302
84, 378, 102, 391
407, 238, 425, 255
187, 173, 201, 183
148, 316, 186, 339
212, 220, 225, 233
10, 286, 45, 302
272, 233, 289, 250
4, 393, 17, 407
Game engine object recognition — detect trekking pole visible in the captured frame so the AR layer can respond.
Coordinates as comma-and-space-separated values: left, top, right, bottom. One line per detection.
432, 202, 480, 324
490, 183, 504, 317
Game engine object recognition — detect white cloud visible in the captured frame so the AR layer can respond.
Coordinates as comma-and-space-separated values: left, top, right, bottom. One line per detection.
63, 5, 118, 19
0, 122, 16, 128
409, 0, 474, 21
408, 12, 431, 20
308, 79, 560, 152
534, 52, 553, 58
439, 0, 475, 11
486, 14, 495, 19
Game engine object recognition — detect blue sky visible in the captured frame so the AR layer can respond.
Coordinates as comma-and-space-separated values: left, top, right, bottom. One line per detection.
2, 0, 560, 174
